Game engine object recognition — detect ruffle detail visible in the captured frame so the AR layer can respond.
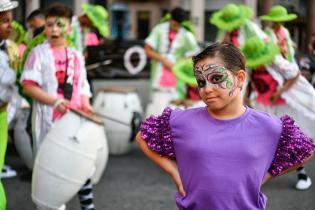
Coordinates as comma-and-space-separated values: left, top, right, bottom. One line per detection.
140, 107, 175, 157
269, 115, 315, 177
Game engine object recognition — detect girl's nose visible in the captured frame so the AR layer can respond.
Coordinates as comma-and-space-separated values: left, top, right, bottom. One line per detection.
204, 82, 217, 92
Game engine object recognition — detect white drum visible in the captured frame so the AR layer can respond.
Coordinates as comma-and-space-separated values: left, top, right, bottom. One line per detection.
169, 99, 205, 110
32, 109, 108, 209
14, 108, 34, 170
93, 87, 143, 155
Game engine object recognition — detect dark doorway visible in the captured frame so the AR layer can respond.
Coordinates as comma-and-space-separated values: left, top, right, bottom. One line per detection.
137, 11, 150, 39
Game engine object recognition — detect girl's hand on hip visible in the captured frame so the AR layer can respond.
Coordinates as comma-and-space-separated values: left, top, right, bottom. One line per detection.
171, 170, 186, 197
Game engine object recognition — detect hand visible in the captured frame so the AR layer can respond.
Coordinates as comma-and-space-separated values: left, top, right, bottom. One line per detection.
54, 99, 70, 113
171, 170, 186, 197
82, 102, 93, 114
270, 90, 282, 104
81, 96, 93, 114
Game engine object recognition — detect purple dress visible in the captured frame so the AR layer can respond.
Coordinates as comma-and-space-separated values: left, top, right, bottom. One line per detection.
140, 107, 315, 210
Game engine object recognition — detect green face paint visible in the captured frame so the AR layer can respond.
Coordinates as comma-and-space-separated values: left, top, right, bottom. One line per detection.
54, 16, 68, 38
194, 64, 237, 96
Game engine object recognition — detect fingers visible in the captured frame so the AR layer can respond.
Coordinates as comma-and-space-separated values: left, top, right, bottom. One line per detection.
178, 184, 186, 197
54, 99, 70, 113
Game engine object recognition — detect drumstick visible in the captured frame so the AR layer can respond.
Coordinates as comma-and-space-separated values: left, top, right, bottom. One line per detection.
94, 112, 130, 126
86, 59, 112, 71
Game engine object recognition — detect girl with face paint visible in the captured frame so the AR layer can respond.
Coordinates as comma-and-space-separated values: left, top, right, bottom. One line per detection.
136, 43, 315, 210
20, 4, 95, 210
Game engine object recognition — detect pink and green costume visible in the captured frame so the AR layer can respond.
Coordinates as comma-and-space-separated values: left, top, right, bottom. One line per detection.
145, 21, 199, 116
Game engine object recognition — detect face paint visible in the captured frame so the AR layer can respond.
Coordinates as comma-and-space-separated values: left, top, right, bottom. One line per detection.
194, 64, 237, 96
54, 16, 68, 38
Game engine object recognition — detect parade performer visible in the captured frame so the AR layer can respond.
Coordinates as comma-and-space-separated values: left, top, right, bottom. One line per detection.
0, 0, 20, 208
260, 5, 297, 63
21, 4, 94, 210
26, 9, 46, 38
260, 5, 311, 190
136, 43, 315, 210
21, 3, 109, 71
144, 7, 199, 117
210, 4, 268, 48
242, 36, 315, 191
69, 3, 109, 52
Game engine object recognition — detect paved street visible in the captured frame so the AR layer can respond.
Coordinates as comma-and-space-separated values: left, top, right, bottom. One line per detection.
3, 142, 315, 210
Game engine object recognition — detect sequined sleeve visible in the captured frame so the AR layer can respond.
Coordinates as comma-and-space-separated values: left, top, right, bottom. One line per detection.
140, 107, 175, 158
268, 115, 315, 177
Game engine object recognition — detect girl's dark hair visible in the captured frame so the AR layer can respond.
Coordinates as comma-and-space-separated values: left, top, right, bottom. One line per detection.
192, 43, 246, 72
45, 3, 73, 21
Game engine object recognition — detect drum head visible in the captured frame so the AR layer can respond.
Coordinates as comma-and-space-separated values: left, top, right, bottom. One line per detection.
70, 109, 104, 125
100, 87, 136, 93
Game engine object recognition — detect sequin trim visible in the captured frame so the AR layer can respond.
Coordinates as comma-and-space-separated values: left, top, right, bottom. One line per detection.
140, 107, 175, 157
269, 115, 315, 177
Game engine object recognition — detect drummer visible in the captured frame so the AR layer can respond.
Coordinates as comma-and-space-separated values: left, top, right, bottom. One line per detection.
21, 4, 95, 210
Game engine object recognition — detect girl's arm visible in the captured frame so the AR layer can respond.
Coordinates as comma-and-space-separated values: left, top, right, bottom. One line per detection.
270, 72, 300, 104
136, 132, 186, 196
23, 84, 69, 113
144, 44, 173, 70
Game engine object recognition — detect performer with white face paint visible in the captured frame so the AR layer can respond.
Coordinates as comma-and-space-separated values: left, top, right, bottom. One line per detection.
21, 4, 98, 210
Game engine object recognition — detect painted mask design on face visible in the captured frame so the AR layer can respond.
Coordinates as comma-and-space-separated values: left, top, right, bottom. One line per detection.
194, 64, 237, 96
55, 17, 68, 37
46, 17, 69, 38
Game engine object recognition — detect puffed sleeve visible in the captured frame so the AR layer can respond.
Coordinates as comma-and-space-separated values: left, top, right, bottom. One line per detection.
272, 55, 299, 80
268, 115, 315, 177
20, 48, 43, 86
140, 107, 175, 158
144, 25, 160, 50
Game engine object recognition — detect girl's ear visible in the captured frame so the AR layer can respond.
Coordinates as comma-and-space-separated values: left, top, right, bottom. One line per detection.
236, 69, 246, 88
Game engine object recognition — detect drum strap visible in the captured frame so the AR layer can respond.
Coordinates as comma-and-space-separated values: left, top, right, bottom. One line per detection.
60, 48, 73, 100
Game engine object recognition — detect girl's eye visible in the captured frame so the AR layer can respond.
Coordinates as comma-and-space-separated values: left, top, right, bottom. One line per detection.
197, 80, 206, 88
57, 22, 65, 28
46, 23, 54, 27
209, 74, 225, 84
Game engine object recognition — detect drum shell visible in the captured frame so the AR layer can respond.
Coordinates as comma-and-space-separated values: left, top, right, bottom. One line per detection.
93, 90, 143, 155
14, 108, 34, 170
32, 111, 103, 209
90, 126, 109, 184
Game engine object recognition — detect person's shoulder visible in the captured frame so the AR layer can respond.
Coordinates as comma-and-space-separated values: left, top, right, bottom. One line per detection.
247, 108, 282, 131
153, 22, 168, 30
6, 39, 18, 49
170, 106, 205, 122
